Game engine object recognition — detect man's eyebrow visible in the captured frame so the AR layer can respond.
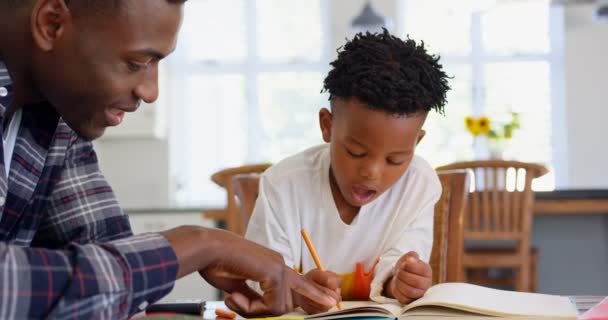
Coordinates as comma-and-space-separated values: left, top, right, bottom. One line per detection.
134, 49, 168, 60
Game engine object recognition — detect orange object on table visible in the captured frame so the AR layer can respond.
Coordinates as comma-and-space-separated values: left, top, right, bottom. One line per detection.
215, 308, 237, 319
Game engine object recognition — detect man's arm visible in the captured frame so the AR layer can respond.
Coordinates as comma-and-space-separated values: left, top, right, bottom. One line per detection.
0, 232, 178, 319
163, 226, 338, 317
2, 225, 337, 319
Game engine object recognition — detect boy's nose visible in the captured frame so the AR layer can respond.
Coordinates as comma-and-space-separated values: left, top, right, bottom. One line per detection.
359, 162, 381, 180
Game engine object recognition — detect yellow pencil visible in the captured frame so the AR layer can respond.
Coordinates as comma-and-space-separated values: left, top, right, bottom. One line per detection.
300, 228, 342, 310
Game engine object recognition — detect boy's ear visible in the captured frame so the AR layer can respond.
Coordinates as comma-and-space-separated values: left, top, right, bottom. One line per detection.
319, 108, 333, 143
31, 0, 72, 51
416, 129, 426, 146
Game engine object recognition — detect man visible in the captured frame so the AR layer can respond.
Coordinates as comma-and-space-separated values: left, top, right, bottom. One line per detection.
0, 0, 338, 319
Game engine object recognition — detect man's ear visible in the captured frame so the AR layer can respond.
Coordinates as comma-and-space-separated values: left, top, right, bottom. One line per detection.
416, 129, 426, 146
30, 0, 71, 51
319, 108, 333, 143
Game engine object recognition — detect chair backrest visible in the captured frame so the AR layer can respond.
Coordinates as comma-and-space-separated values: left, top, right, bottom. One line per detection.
232, 173, 263, 231
436, 160, 548, 243
430, 170, 470, 284
209, 164, 271, 235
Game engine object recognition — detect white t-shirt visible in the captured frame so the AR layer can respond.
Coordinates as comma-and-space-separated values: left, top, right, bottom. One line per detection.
3, 108, 22, 178
245, 144, 441, 303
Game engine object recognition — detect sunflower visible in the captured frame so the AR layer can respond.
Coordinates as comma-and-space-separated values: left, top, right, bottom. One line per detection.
465, 116, 480, 136
465, 116, 492, 136
477, 116, 491, 135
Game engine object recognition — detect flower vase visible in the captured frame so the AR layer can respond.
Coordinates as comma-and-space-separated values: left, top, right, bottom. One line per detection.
488, 138, 507, 159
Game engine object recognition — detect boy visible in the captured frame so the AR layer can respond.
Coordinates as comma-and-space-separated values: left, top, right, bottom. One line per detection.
245, 29, 450, 314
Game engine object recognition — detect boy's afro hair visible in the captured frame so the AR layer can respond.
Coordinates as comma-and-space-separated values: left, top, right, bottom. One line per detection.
322, 29, 450, 116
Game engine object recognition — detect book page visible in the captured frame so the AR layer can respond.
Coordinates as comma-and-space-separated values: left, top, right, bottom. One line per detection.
401, 305, 496, 318
281, 301, 401, 319
401, 283, 577, 319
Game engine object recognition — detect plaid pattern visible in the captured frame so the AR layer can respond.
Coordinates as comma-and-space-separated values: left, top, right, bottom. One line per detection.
0, 61, 179, 319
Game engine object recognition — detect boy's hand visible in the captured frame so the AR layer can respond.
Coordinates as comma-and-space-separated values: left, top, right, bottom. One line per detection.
294, 269, 342, 314
383, 251, 432, 305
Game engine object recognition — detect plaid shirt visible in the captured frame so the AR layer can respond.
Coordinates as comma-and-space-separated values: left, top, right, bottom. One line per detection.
0, 62, 179, 319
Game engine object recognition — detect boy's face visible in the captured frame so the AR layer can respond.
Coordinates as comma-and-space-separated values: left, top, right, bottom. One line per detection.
29, 0, 183, 140
319, 97, 426, 210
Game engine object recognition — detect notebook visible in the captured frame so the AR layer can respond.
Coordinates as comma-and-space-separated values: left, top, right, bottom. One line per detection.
281, 282, 578, 319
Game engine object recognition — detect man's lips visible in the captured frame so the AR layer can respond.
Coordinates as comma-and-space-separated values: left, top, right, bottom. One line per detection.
105, 109, 125, 126
105, 102, 140, 126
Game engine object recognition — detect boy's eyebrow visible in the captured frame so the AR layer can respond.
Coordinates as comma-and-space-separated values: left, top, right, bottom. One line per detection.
346, 137, 411, 155
346, 137, 367, 148
346, 137, 412, 155
388, 150, 413, 156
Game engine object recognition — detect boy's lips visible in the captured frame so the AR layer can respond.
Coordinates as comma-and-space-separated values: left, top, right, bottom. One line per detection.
350, 184, 377, 205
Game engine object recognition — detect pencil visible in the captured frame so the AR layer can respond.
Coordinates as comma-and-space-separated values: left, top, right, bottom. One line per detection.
300, 228, 342, 310
215, 308, 237, 319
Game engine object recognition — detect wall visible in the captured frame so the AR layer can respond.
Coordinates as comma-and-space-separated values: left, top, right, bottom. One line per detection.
94, 137, 171, 208
563, 4, 608, 188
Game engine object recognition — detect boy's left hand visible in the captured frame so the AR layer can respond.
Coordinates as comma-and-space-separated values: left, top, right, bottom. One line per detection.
383, 251, 432, 305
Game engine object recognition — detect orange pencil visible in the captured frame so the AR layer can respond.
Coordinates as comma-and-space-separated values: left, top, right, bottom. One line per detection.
215, 308, 236, 319
300, 229, 342, 310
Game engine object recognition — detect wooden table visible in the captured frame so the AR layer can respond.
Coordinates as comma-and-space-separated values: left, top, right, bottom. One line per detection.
534, 189, 608, 215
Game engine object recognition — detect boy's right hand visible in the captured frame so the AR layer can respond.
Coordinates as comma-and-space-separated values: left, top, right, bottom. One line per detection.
295, 269, 343, 314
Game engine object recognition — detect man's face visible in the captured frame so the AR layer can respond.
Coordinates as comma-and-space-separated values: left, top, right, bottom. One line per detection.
30, 1, 183, 140
319, 97, 426, 211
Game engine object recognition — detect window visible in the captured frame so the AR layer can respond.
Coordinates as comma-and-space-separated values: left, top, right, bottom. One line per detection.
166, 1, 330, 206
399, 0, 564, 190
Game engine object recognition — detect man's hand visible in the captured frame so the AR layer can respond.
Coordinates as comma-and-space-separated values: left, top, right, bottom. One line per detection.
161, 226, 337, 317
383, 251, 432, 305
294, 269, 342, 314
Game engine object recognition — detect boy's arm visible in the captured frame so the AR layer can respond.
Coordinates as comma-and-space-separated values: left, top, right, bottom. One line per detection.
369, 188, 440, 303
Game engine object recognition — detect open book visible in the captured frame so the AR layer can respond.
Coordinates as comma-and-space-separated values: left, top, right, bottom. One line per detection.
284, 283, 578, 319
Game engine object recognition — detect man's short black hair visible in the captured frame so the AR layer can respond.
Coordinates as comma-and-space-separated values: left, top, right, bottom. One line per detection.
65, 0, 187, 15
3, 0, 187, 10
322, 28, 450, 116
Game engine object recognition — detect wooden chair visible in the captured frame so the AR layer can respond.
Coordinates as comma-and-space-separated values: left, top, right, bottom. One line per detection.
436, 160, 548, 291
430, 170, 470, 284
232, 169, 470, 285
202, 164, 271, 236
232, 173, 264, 231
